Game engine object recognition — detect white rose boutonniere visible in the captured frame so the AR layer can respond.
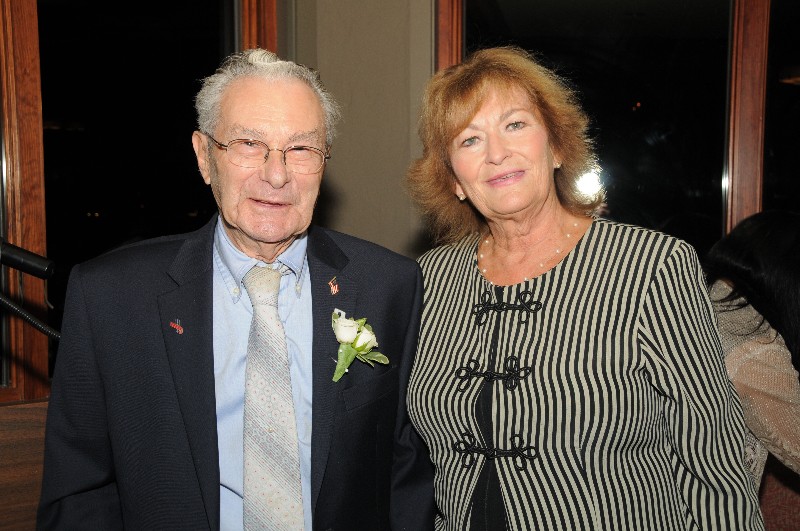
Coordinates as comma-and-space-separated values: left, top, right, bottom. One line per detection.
331, 309, 389, 382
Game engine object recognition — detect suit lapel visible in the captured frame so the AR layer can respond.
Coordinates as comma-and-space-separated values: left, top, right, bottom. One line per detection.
159, 218, 220, 530
157, 222, 357, 522
306, 226, 356, 511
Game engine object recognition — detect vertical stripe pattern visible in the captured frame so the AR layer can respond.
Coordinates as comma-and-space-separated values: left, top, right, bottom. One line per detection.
408, 219, 763, 530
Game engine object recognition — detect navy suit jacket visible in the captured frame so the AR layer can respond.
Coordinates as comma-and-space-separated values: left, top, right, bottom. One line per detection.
37, 216, 435, 530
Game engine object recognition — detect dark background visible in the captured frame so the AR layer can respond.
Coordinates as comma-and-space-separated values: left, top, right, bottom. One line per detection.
38, 0, 234, 339
464, 0, 799, 257
37, 0, 800, 349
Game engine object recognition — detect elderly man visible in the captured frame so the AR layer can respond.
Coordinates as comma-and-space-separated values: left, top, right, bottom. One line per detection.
38, 49, 434, 531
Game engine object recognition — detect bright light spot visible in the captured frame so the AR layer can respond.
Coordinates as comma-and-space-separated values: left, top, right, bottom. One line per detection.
576, 170, 603, 199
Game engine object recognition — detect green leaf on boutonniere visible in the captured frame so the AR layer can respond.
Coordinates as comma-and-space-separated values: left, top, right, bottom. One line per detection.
359, 351, 389, 366
333, 343, 358, 382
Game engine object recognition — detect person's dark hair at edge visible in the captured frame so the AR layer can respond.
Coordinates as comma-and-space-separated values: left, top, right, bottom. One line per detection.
704, 209, 800, 375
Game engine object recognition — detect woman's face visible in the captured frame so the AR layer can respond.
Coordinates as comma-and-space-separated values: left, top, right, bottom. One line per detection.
449, 85, 560, 224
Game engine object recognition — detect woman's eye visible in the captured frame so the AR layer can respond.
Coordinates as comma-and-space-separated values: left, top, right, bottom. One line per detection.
507, 121, 525, 131
461, 136, 478, 147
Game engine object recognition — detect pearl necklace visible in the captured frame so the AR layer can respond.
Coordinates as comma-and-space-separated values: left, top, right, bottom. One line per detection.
478, 221, 579, 285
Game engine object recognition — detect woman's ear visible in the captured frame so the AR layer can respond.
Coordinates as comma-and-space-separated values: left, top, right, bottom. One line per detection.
548, 145, 562, 169
454, 180, 466, 201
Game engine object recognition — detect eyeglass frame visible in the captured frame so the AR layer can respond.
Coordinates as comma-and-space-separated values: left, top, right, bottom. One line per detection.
203, 132, 331, 173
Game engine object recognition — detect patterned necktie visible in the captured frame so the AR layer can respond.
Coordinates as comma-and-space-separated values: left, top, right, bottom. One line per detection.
242, 265, 304, 530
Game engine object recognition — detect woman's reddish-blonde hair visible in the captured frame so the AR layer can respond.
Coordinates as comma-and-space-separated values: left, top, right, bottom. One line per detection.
406, 46, 605, 245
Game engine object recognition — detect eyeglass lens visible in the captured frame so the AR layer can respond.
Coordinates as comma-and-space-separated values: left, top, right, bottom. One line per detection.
227, 140, 324, 174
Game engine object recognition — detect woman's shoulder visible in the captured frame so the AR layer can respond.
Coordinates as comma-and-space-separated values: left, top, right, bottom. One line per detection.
591, 217, 696, 255
417, 233, 480, 268
593, 217, 682, 240
712, 280, 784, 349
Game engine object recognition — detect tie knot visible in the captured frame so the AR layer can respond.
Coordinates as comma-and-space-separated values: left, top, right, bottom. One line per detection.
243, 265, 284, 307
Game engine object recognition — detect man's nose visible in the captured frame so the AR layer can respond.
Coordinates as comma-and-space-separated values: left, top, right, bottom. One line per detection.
258, 149, 290, 187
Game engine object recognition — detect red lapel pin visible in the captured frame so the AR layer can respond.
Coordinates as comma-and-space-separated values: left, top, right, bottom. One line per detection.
328, 277, 339, 295
169, 319, 184, 335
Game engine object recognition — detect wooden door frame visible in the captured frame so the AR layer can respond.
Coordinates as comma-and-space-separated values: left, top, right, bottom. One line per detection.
1, 0, 770, 402
727, 0, 769, 230
0, 0, 49, 403
241, 0, 278, 51
0, 0, 278, 404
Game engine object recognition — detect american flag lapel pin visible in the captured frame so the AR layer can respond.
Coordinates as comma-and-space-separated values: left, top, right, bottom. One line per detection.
328, 276, 339, 295
169, 319, 184, 335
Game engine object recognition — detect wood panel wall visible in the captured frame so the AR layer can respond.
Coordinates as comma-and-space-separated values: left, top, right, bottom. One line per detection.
0, 401, 47, 531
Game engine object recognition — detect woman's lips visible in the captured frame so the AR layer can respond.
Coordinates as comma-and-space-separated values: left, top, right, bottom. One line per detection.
488, 170, 524, 185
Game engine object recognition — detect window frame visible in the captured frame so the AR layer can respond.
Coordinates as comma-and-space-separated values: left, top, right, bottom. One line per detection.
0, 0, 772, 403
0, 0, 49, 403
436, 0, 769, 232
0, 0, 275, 403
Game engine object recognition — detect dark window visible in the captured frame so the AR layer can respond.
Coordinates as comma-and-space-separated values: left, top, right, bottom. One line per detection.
763, 0, 800, 210
38, 0, 235, 368
465, 0, 731, 259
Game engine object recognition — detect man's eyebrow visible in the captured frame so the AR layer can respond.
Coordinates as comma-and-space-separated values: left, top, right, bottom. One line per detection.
287, 129, 323, 145
229, 126, 323, 145
229, 126, 266, 139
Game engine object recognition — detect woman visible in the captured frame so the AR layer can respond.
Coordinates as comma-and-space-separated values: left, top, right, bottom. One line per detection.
406, 46, 762, 530
704, 210, 800, 486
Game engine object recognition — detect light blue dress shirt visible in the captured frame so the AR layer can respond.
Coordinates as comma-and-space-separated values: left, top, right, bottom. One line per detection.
212, 218, 314, 531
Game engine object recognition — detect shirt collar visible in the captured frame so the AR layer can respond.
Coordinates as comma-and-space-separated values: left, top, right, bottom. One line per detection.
213, 215, 308, 301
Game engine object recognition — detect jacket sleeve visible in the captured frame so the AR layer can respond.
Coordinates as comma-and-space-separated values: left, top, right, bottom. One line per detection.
727, 339, 800, 476
390, 264, 436, 531
37, 263, 124, 530
638, 242, 764, 530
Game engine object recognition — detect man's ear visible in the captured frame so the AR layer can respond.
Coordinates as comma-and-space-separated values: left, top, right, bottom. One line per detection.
192, 131, 212, 185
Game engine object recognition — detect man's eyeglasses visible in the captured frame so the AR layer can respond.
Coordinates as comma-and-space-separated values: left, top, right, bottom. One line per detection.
204, 133, 330, 174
